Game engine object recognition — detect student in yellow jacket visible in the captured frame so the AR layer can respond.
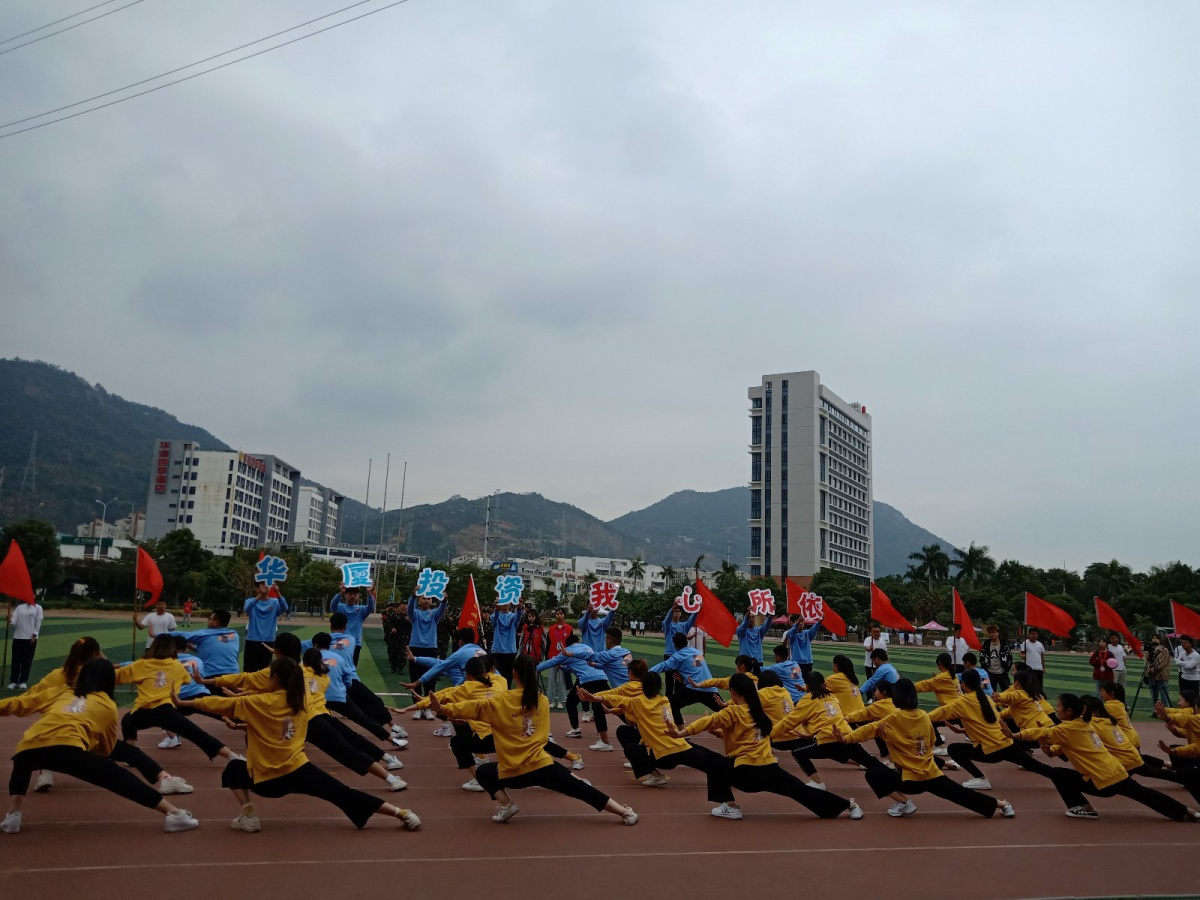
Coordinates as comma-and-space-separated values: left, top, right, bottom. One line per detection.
1152, 694, 1200, 805
116, 634, 238, 765
689, 655, 759, 696
0, 658, 200, 834
177, 657, 420, 834
826, 655, 865, 716
1003, 693, 1199, 821
431, 655, 637, 826
669, 672, 862, 822
991, 669, 1055, 742
838, 678, 1014, 819
915, 652, 961, 753
772, 672, 885, 789
928, 669, 1057, 790
754, 670, 796, 724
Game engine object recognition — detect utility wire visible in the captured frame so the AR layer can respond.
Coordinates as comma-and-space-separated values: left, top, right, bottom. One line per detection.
0, 0, 123, 45
0, 0, 146, 56
0, 0, 392, 132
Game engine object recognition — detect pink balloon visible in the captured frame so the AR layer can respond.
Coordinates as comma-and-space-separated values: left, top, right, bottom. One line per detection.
1106, 656, 1118, 669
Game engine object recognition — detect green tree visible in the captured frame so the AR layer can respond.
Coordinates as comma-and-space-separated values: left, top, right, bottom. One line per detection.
627, 556, 646, 592
1084, 559, 1134, 601
661, 566, 677, 592
951, 542, 995, 591
294, 561, 342, 610
693, 554, 706, 582
146, 528, 212, 601
907, 544, 951, 592
1, 519, 62, 594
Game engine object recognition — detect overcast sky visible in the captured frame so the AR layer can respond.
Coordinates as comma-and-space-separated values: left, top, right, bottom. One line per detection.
2, 1, 1196, 572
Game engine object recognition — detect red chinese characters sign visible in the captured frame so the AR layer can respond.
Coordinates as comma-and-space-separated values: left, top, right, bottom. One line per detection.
154, 441, 171, 493
795, 591, 825, 623
747, 588, 775, 617
589, 580, 620, 613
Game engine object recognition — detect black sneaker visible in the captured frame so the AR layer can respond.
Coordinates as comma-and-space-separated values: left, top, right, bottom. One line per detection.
1065, 806, 1098, 819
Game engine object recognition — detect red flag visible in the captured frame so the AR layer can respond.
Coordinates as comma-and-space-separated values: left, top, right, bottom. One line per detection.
785, 579, 847, 637
1171, 600, 1200, 638
870, 583, 915, 632
458, 575, 482, 642
692, 579, 737, 647
1094, 597, 1143, 658
136, 547, 164, 608
952, 588, 982, 650
1024, 592, 1075, 638
0, 541, 36, 605
820, 601, 848, 638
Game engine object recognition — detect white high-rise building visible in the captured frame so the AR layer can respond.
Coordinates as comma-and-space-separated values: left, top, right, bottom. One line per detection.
747, 371, 873, 583
290, 484, 343, 545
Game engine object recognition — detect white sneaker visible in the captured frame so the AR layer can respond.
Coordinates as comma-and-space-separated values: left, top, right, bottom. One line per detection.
158, 735, 181, 750
390, 736, 410, 750
711, 803, 743, 820
1, 811, 21, 834
432, 723, 453, 737
391, 725, 409, 739
386, 775, 407, 791
382, 753, 404, 770
848, 800, 863, 820
623, 761, 632, 768
230, 813, 261, 832
565, 728, 583, 738
34, 771, 54, 793
943, 759, 961, 771
412, 709, 425, 720
1000, 801, 1015, 818
472, 754, 489, 766
493, 803, 520, 823
806, 780, 826, 790
581, 711, 593, 723
424, 709, 437, 720
622, 806, 638, 826
158, 775, 193, 795
887, 800, 917, 817
164, 809, 200, 833
589, 740, 614, 752
932, 746, 948, 757
5, 683, 15, 690
963, 777, 992, 790
399, 809, 421, 830
462, 778, 486, 792
571, 757, 585, 771
641, 773, 669, 787
17, 683, 26, 690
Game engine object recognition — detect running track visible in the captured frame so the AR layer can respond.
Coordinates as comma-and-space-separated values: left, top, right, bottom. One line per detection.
0, 714, 1196, 899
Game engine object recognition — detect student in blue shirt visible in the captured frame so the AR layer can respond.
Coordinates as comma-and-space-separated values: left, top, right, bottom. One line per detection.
762, 644, 808, 703
538, 635, 613, 750
406, 592, 448, 714
652, 633, 724, 725
490, 604, 522, 683
404, 628, 485, 738
171, 609, 240, 676
330, 587, 376, 665
736, 610, 773, 675
242, 583, 288, 672
588, 626, 632, 687
307, 631, 403, 748
325, 612, 406, 747
861, 648, 901, 699
661, 603, 699, 713
578, 607, 616, 652
783, 615, 824, 680
959, 653, 994, 695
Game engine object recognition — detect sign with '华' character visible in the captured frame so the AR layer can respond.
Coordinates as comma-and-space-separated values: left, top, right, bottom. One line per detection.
255, 555, 289, 587
340, 561, 373, 589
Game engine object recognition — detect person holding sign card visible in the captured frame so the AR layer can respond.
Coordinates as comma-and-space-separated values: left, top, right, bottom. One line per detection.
407, 587, 448, 715
330, 587, 376, 666
490, 602, 522, 684
242, 583, 288, 673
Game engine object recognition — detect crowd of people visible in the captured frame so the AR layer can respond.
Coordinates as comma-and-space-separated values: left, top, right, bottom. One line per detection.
2, 587, 1200, 839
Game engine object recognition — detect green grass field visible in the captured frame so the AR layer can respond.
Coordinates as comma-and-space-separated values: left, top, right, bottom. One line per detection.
1, 619, 1163, 719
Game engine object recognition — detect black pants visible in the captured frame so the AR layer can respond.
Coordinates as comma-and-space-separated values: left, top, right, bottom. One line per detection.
352, 645, 362, 666
624, 739, 734, 803
1180, 677, 1200, 697
108, 739, 165, 784
222, 760, 385, 828
308, 713, 384, 776
669, 686, 724, 727
544, 739, 568, 760
243, 640, 273, 672
731, 763, 851, 818
947, 741, 1057, 780
799, 663, 814, 681
9, 638, 35, 684
348, 680, 391, 726
1048, 769, 1189, 820
327, 698, 389, 741
1029, 669, 1045, 693
1132, 759, 1200, 804
864, 769, 998, 817
493, 653, 516, 685
408, 647, 439, 697
747, 659, 763, 677
474, 760, 611, 812
450, 724, 496, 769
790, 740, 883, 777
990, 672, 1012, 693
10, 746, 162, 808
567, 679, 609, 732
122, 705, 225, 759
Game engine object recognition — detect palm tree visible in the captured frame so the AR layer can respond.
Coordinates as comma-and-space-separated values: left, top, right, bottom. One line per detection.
1084, 559, 1134, 601
627, 556, 646, 592
693, 554, 706, 583
662, 566, 677, 592
952, 542, 996, 591
908, 544, 951, 592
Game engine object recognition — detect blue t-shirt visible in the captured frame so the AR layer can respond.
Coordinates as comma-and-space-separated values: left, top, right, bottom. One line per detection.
736, 613, 772, 663
407, 596, 446, 648
763, 660, 808, 701
661, 608, 698, 655
537, 644, 600, 681
783, 620, 822, 665
416, 642, 484, 686
242, 597, 288, 642
177, 653, 210, 700
490, 608, 521, 655
590, 645, 632, 685
862, 662, 901, 699
330, 594, 375, 644
577, 610, 615, 652
171, 628, 239, 676
651, 647, 718, 693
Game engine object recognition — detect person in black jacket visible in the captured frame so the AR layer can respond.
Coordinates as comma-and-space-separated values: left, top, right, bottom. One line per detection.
979, 624, 1013, 692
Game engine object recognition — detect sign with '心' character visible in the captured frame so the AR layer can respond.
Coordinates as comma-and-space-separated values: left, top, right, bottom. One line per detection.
677, 586, 702, 614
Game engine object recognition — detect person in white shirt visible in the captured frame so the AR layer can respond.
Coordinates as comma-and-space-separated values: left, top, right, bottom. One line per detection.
1021, 628, 1046, 692
1105, 631, 1129, 687
133, 600, 177, 648
863, 624, 889, 677
7, 601, 44, 689
1174, 635, 1200, 696
946, 625, 970, 673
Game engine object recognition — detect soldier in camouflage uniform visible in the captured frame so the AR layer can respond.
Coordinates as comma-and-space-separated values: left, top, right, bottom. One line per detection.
381, 600, 411, 675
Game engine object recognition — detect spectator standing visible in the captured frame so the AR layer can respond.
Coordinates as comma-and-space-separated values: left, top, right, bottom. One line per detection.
862, 625, 889, 679
1021, 628, 1047, 693
546, 608, 573, 710
6, 599, 43, 689
1174, 635, 1200, 696
979, 625, 1013, 692
1144, 633, 1172, 708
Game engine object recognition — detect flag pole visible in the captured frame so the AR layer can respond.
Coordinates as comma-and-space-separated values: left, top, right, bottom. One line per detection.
390, 461, 407, 601
1, 596, 11, 685
378, 453, 390, 588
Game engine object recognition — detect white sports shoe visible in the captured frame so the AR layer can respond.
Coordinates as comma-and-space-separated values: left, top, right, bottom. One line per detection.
565, 728, 583, 738
472, 754, 490, 766
641, 773, 669, 787
943, 759, 961, 771
571, 757, 585, 771
963, 777, 992, 790
382, 753, 404, 770
34, 771, 54, 793
158, 735, 181, 750
230, 813, 261, 832
432, 723, 453, 737
711, 803, 743, 820
1, 811, 21, 834
589, 740, 614, 752
887, 800, 917, 817
158, 775, 193, 795
164, 809, 200, 833
412, 709, 425, 720
462, 778, 486, 792
5, 683, 15, 690
623, 762, 632, 769
806, 780, 826, 790
424, 709, 437, 720
1000, 801, 1015, 818
399, 809, 421, 830
581, 711, 593, 723
848, 800, 863, 820
391, 725, 409, 739
387, 775, 408, 791
390, 736, 410, 750
932, 746, 948, 757
493, 803, 520, 823
17, 683, 27, 690
622, 806, 638, 826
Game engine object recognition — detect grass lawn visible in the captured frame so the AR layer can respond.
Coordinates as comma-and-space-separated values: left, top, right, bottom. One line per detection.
2, 619, 1163, 719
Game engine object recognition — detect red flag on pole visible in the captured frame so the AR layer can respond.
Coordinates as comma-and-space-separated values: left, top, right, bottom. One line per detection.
952, 588, 982, 650
1093, 597, 1143, 658
0, 541, 36, 605
1024, 592, 1075, 638
458, 575, 482, 642
1171, 600, 1200, 638
819, 601, 848, 638
692, 579, 738, 647
136, 547, 164, 608
785, 579, 847, 637
870, 583, 915, 632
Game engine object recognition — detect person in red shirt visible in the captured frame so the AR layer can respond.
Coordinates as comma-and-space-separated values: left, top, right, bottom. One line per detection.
546, 608, 573, 710
182, 599, 194, 628
520, 607, 547, 664
1089, 639, 1115, 695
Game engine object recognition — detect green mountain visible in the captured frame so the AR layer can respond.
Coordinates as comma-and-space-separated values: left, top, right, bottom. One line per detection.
0, 359, 228, 530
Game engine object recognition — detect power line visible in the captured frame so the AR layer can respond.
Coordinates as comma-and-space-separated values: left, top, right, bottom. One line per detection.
0, 0, 146, 56
0, 0, 404, 135
0, 0, 124, 45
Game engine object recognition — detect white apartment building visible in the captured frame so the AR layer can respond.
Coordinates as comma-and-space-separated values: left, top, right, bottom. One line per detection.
290, 485, 343, 545
748, 371, 873, 583
251, 454, 302, 547
496, 556, 713, 597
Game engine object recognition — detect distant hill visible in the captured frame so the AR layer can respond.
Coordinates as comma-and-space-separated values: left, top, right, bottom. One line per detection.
0, 359, 229, 530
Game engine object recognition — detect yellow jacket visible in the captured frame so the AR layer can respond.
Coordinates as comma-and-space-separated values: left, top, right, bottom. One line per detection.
824, 673, 865, 715
115, 658, 192, 710
195, 691, 309, 782
758, 685, 794, 723
928, 693, 1012, 753
1018, 718, 1127, 789
441, 689, 552, 778
1, 686, 119, 757
992, 687, 1053, 731
770, 695, 850, 745
845, 698, 896, 724
684, 704, 776, 767
845, 709, 940, 781
914, 671, 961, 707
606, 693, 690, 759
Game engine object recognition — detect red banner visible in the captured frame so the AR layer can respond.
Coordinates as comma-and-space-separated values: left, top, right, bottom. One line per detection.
692, 580, 737, 648
1024, 592, 1076, 638
953, 588, 982, 650
870, 583, 915, 632
1094, 597, 1142, 658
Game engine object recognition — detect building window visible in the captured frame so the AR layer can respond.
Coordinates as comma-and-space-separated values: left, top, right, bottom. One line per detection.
751, 452, 761, 482
750, 489, 761, 519
751, 397, 762, 409
820, 528, 827, 559
751, 416, 762, 444
751, 527, 761, 558
750, 565, 761, 577
185, 515, 193, 524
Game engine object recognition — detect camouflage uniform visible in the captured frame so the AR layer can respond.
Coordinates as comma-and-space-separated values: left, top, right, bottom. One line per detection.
381, 603, 411, 675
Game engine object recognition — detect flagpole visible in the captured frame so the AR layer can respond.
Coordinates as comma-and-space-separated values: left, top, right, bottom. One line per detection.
378, 453, 390, 587
390, 461, 407, 601
1, 597, 11, 684
359, 459, 372, 559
